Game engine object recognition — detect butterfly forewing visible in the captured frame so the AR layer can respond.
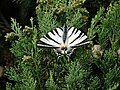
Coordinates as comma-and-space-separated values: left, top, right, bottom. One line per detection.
37, 28, 63, 48
68, 29, 81, 44
67, 27, 75, 38
37, 37, 59, 48
67, 27, 90, 47
55, 28, 63, 37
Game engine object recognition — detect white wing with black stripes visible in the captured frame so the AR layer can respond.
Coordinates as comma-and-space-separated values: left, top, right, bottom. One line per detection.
37, 28, 63, 48
37, 26, 90, 57
66, 27, 90, 48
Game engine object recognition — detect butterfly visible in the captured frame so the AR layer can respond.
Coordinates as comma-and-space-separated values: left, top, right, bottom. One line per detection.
37, 26, 90, 58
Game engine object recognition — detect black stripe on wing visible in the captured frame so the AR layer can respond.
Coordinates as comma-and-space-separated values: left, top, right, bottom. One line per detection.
54, 29, 61, 37
69, 30, 83, 44
51, 28, 62, 37
55, 27, 63, 37
67, 28, 82, 44
37, 33, 60, 48
37, 27, 64, 48
37, 39, 60, 48
67, 27, 76, 38
67, 27, 90, 47
71, 38, 90, 48
45, 34, 61, 45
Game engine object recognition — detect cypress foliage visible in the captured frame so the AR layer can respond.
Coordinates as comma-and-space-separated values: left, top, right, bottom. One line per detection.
4, 0, 120, 90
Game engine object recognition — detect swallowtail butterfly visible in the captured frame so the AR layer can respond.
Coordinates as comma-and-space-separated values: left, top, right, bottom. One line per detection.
37, 26, 90, 58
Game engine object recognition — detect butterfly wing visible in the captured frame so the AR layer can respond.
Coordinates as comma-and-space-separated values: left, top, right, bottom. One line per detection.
67, 27, 90, 48
37, 28, 63, 48
37, 26, 90, 58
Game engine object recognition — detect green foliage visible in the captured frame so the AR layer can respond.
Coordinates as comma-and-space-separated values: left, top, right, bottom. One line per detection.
65, 61, 88, 90
89, 1, 120, 49
5, 0, 120, 90
6, 64, 37, 90
36, 0, 88, 29
46, 71, 59, 90
6, 18, 41, 90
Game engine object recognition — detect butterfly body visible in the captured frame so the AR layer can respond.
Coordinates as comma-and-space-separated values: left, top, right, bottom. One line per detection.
37, 26, 90, 58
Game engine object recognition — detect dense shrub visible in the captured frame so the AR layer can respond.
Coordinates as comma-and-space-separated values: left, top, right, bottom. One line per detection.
3, 0, 120, 90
